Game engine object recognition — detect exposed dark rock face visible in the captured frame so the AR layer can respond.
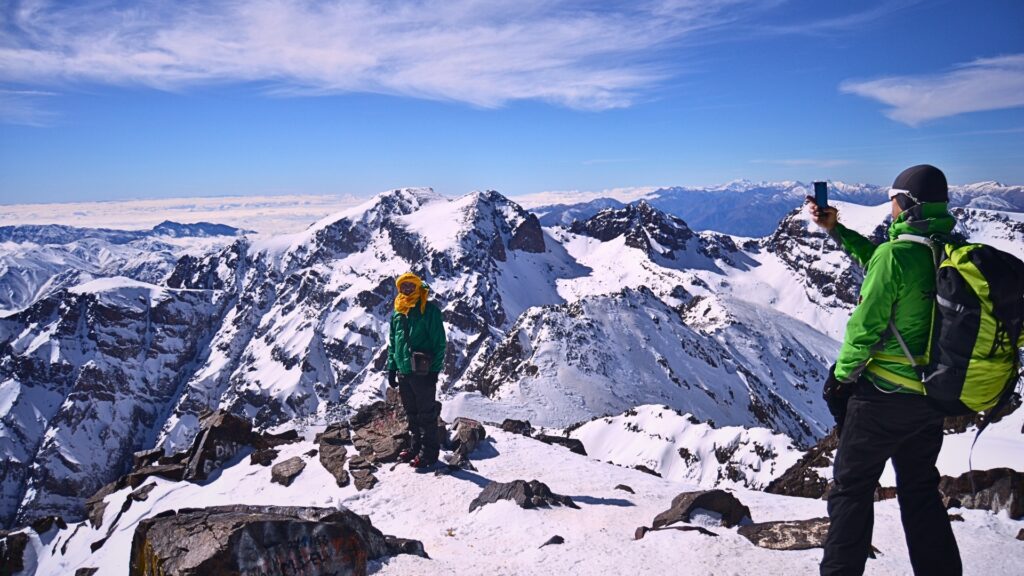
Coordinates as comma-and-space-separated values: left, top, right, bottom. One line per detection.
534, 434, 587, 456
29, 515, 67, 534
509, 214, 546, 253
939, 468, 1022, 519
270, 457, 306, 487
614, 485, 635, 494
765, 430, 838, 499
737, 518, 831, 550
650, 490, 752, 530
183, 410, 255, 482
445, 417, 486, 469
0, 531, 29, 575
469, 480, 579, 513
128, 505, 426, 576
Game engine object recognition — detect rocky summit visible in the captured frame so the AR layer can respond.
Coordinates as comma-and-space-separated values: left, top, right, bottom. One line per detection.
0, 186, 1022, 575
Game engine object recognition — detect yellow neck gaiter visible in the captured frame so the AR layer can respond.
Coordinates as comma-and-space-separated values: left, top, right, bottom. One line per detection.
394, 272, 428, 315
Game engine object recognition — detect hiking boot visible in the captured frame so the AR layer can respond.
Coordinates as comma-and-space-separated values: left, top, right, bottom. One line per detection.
411, 453, 437, 469
398, 449, 416, 463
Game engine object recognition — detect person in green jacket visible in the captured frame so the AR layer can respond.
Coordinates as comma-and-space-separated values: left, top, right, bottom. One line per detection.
810, 165, 962, 576
386, 271, 447, 469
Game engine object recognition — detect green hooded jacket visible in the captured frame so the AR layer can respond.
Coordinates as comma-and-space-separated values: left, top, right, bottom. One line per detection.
830, 202, 957, 392
386, 300, 447, 374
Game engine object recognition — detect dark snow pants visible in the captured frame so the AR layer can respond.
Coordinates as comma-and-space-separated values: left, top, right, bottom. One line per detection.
820, 380, 962, 576
397, 372, 441, 461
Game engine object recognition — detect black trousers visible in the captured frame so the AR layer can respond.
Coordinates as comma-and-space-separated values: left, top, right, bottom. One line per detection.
821, 381, 962, 576
397, 373, 441, 460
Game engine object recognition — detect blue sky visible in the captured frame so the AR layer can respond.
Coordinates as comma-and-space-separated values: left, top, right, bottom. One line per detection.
1, 0, 1023, 204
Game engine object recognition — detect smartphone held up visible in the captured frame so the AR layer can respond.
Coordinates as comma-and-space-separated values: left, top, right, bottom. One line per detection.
813, 181, 828, 208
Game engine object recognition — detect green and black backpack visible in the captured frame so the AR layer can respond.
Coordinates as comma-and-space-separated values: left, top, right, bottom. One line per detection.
891, 237, 1024, 416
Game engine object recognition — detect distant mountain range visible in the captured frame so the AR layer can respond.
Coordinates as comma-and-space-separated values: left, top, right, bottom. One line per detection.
533, 180, 1024, 236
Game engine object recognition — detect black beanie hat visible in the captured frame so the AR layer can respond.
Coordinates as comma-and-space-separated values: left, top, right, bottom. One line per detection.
891, 164, 948, 203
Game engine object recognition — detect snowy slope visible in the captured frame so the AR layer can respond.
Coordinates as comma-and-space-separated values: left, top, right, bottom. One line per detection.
13, 423, 1023, 576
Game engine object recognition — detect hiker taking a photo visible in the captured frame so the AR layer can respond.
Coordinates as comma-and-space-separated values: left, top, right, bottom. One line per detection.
386, 271, 447, 470
808, 165, 964, 575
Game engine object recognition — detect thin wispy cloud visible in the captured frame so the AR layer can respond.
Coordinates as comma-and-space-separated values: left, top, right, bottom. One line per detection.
756, 0, 921, 35
840, 54, 1024, 125
0, 0, 754, 112
0, 88, 59, 126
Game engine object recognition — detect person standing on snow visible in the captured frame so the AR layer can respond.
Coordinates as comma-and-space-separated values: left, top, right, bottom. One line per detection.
808, 165, 962, 576
386, 271, 447, 469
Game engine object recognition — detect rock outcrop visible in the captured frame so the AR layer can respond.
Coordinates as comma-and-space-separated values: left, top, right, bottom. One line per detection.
270, 457, 306, 487
317, 423, 351, 487
128, 505, 426, 576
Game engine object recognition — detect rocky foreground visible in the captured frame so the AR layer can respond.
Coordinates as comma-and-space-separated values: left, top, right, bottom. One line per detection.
2, 394, 1021, 576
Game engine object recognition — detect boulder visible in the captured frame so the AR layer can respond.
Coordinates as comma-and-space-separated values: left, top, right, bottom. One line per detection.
764, 430, 838, 499
938, 468, 1022, 519
315, 423, 351, 445
534, 434, 587, 456
270, 457, 306, 487
738, 518, 830, 550
250, 447, 279, 467
445, 417, 487, 469
651, 490, 752, 529
632, 464, 661, 477
615, 485, 635, 494
469, 480, 579, 513
76, 569, 99, 576
128, 505, 426, 576
0, 531, 29, 575
351, 470, 379, 492
183, 410, 255, 482
255, 428, 302, 449
500, 419, 533, 436
1017, 528, 1023, 541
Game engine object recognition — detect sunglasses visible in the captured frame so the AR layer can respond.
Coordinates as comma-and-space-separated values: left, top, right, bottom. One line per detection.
888, 187, 911, 200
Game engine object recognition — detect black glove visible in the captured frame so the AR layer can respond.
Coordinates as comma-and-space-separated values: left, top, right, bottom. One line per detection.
387, 370, 398, 388
823, 364, 852, 435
